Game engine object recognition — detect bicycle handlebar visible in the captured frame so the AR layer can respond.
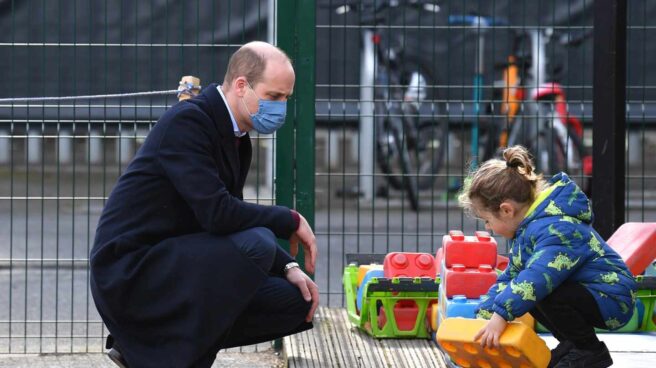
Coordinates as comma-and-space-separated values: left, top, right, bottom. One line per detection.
323, 0, 441, 16
448, 14, 508, 27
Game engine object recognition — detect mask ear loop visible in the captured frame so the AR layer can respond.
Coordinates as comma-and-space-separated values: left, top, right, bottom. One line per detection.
240, 80, 257, 116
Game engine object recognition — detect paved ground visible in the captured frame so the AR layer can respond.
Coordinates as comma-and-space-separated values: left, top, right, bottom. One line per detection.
0, 350, 285, 368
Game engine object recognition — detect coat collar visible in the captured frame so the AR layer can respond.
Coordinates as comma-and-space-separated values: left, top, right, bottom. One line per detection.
196, 84, 252, 192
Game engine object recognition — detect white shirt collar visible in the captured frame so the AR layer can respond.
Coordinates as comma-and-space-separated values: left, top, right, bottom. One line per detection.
217, 85, 247, 137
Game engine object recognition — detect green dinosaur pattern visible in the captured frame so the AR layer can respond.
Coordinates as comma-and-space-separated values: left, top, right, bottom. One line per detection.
547, 253, 580, 271
504, 299, 515, 320
619, 301, 630, 315
579, 203, 592, 222
477, 309, 493, 320
543, 273, 554, 293
605, 318, 622, 330
475, 173, 636, 328
512, 251, 522, 269
600, 272, 619, 285
510, 280, 536, 301
548, 225, 572, 247
568, 186, 581, 206
588, 235, 605, 257
545, 200, 565, 216
526, 250, 545, 269
560, 216, 582, 225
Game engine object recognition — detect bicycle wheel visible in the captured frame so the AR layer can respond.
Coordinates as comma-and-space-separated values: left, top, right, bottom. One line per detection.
508, 102, 586, 179
375, 62, 446, 203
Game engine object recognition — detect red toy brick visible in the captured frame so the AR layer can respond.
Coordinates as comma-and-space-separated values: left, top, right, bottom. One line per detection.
443, 263, 498, 298
443, 230, 497, 268
378, 300, 421, 331
606, 222, 656, 275
383, 252, 437, 279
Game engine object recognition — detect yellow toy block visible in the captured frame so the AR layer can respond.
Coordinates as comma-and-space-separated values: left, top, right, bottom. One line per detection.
357, 264, 383, 287
436, 318, 550, 368
515, 313, 535, 330
430, 302, 439, 331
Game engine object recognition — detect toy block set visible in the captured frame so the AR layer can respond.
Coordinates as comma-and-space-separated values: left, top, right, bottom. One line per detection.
343, 253, 439, 338
437, 231, 498, 326
344, 224, 656, 367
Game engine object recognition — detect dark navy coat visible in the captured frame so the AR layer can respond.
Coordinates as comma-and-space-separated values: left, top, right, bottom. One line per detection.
90, 84, 298, 366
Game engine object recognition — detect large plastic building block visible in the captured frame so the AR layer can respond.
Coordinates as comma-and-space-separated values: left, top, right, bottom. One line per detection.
515, 313, 535, 330
435, 247, 444, 276
606, 222, 656, 275
442, 295, 480, 319
344, 262, 440, 338
443, 230, 497, 268
357, 264, 383, 287
430, 302, 440, 331
356, 269, 385, 311
437, 318, 551, 368
378, 300, 421, 331
439, 282, 481, 319
442, 263, 498, 299
384, 252, 436, 279
497, 255, 510, 272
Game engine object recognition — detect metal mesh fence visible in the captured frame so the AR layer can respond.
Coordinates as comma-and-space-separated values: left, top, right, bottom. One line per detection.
1, 0, 656, 355
0, 0, 277, 354
314, 0, 656, 307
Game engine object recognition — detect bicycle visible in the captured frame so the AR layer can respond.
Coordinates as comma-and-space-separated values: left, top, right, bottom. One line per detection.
490, 26, 592, 189
330, 0, 445, 211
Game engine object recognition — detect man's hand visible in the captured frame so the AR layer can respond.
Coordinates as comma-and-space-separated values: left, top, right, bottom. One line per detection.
289, 213, 317, 274
286, 267, 319, 322
474, 312, 508, 348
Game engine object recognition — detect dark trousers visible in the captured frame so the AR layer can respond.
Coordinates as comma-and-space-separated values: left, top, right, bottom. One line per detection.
529, 281, 606, 349
105, 227, 312, 368
218, 227, 313, 348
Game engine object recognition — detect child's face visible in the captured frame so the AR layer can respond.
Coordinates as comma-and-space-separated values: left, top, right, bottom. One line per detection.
475, 200, 527, 239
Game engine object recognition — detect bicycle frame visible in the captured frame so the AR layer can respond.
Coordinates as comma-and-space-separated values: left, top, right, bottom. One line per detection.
497, 27, 591, 179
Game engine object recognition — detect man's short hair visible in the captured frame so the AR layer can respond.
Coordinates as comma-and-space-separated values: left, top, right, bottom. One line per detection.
223, 44, 292, 88
223, 47, 267, 88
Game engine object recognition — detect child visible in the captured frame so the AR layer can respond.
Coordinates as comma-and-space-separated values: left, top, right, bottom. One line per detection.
458, 145, 636, 368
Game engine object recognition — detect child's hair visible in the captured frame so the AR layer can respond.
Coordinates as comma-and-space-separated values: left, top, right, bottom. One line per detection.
458, 145, 547, 216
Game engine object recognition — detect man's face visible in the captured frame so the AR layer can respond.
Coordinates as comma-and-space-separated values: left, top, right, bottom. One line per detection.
242, 59, 295, 129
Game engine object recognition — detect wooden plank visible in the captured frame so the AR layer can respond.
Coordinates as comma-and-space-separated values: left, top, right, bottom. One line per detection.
285, 307, 448, 368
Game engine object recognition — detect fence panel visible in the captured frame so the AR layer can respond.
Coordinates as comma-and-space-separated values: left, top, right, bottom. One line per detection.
0, 0, 276, 354
314, 0, 656, 307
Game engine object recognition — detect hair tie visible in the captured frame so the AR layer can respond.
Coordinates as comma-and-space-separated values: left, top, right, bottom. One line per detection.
506, 161, 518, 169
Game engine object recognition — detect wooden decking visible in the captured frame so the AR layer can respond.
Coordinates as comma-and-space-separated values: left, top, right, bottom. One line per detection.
284, 307, 449, 368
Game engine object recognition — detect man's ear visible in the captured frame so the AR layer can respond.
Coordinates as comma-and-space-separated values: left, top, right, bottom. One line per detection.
233, 77, 248, 97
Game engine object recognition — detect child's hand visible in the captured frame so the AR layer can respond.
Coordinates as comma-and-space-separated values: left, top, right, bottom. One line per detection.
474, 312, 508, 348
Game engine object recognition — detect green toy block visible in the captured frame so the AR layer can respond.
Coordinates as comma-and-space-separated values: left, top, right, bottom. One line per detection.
343, 263, 440, 338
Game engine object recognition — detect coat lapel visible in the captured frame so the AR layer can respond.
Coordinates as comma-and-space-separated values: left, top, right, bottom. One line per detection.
201, 84, 242, 190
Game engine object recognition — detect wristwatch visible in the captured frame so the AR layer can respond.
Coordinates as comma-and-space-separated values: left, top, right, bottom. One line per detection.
284, 262, 300, 274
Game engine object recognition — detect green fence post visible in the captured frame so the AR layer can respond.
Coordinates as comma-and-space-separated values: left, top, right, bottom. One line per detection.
274, 0, 315, 353
276, 0, 316, 268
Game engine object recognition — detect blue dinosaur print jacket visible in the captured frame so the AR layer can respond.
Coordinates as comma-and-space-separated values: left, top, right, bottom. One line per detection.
477, 173, 637, 330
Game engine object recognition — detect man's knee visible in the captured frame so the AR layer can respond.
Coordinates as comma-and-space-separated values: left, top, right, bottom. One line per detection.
229, 227, 277, 272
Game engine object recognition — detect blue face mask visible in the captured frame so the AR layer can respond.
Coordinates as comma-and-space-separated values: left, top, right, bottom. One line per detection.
242, 83, 287, 134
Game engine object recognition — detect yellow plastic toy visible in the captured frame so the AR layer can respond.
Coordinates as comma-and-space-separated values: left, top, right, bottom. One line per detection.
436, 318, 550, 368
515, 313, 535, 330
357, 264, 383, 287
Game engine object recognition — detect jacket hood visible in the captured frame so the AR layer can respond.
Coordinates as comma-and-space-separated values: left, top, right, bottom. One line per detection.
521, 172, 593, 227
